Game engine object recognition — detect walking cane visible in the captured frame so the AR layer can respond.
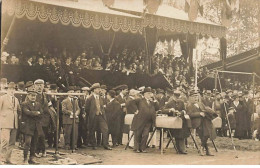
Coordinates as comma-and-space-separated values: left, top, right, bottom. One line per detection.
125, 133, 134, 150
212, 140, 218, 152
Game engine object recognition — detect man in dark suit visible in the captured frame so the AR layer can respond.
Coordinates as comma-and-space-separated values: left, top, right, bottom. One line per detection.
161, 90, 190, 154
243, 91, 254, 139
186, 90, 217, 156
77, 87, 90, 148
115, 84, 128, 145
85, 83, 112, 150
131, 87, 159, 153
105, 90, 121, 147
201, 90, 213, 108
21, 87, 43, 164
126, 89, 140, 148
61, 86, 80, 150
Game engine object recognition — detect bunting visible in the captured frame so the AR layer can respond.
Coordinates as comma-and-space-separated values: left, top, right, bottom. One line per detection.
144, 0, 163, 14
185, 0, 204, 21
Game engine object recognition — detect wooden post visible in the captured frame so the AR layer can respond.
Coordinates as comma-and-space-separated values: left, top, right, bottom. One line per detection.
72, 97, 76, 153
252, 73, 256, 126
161, 128, 164, 155
55, 97, 60, 154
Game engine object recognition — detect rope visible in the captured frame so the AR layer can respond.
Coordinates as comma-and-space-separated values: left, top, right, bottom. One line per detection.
216, 72, 238, 157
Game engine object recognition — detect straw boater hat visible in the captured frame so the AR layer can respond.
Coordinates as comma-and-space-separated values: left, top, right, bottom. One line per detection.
8, 82, 16, 89
34, 79, 44, 85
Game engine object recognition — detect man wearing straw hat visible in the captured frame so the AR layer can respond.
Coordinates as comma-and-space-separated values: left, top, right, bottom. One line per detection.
0, 82, 21, 164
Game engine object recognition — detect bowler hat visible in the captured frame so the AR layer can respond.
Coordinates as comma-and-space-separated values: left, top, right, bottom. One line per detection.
101, 85, 107, 90
91, 83, 101, 91
25, 81, 34, 88
8, 82, 15, 89
17, 81, 25, 90
50, 84, 57, 90
67, 86, 75, 92
108, 90, 116, 97
1, 78, 7, 84
143, 87, 152, 93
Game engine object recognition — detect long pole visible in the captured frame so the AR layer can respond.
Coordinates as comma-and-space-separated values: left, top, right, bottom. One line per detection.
72, 97, 76, 153
1, 16, 16, 52
252, 73, 256, 126
55, 97, 60, 154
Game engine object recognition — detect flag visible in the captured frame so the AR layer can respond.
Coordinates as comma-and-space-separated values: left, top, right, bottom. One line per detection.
188, 0, 199, 21
144, 0, 163, 14
185, 0, 203, 21
102, 0, 115, 7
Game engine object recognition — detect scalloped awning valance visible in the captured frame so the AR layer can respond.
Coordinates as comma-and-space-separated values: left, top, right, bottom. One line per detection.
2, 0, 226, 38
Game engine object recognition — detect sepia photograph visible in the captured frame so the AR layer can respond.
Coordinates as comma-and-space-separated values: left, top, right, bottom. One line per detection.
0, 0, 259, 166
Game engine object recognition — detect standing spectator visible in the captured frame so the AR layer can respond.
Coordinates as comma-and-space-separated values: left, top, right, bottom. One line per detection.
0, 82, 21, 164
61, 86, 80, 150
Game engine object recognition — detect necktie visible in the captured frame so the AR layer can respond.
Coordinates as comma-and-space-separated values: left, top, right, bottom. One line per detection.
11, 96, 15, 109
95, 96, 101, 115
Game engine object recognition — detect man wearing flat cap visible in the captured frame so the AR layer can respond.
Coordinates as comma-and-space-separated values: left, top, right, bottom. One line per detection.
131, 87, 159, 153
0, 82, 21, 164
61, 86, 80, 150
85, 83, 112, 150
105, 90, 121, 147
115, 84, 128, 145
186, 90, 217, 156
21, 87, 43, 164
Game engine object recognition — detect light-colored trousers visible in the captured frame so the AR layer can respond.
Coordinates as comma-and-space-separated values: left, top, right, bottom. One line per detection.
0, 128, 17, 161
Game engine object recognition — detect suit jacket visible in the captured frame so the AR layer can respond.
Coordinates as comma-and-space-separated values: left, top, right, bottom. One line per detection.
115, 94, 126, 113
186, 101, 217, 140
126, 97, 138, 114
131, 98, 159, 131
85, 94, 106, 129
161, 99, 190, 138
61, 97, 80, 125
21, 101, 44, 136
105, 99, 121, 131
0, 94, 21, 129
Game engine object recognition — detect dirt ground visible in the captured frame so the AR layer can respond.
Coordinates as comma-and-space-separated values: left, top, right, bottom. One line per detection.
5, 134, 260, 165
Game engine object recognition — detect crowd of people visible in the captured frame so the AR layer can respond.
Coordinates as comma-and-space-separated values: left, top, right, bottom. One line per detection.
1, 46, 211, 87
0, 76, 260, 165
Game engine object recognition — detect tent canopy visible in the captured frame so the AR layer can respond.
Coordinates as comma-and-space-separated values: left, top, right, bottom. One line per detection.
2, 0, 226, 37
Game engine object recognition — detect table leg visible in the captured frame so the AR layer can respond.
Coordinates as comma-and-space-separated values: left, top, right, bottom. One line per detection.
161, 128, 164, 155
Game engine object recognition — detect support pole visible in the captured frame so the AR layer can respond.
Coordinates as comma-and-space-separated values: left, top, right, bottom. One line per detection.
214, 70, 218, 96
55, 97, 60, 155
1, 16, 16, 53
72, 97, 76, 153
252, 73, 256, 127
160, 128, 164, 155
